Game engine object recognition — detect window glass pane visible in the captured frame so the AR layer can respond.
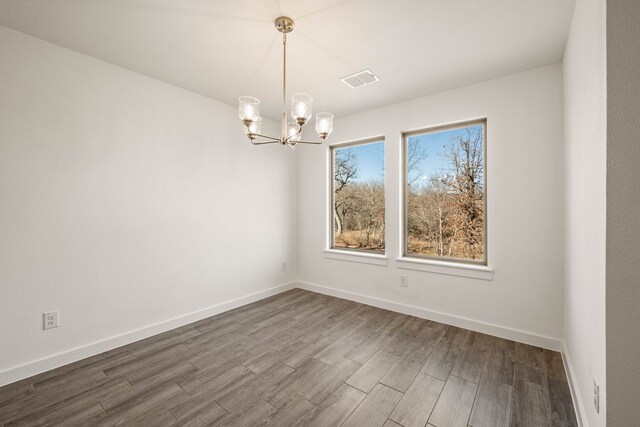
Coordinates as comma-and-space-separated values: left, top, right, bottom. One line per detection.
406, 123, 485, 263
332, 140, 385, 252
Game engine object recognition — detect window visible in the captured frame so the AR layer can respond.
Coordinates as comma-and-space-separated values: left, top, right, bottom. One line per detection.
330, 139, 385, 253
403, 120, 486, 264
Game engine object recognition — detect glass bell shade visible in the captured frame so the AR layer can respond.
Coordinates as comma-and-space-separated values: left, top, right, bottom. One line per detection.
315, 112, 334, 138
246, 117, 262, 135
238, 96, 260, 121
287, 122, 301, 142
291, 93, 312, 121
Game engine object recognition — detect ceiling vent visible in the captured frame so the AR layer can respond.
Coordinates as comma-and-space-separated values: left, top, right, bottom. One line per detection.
341, 69, 380, 89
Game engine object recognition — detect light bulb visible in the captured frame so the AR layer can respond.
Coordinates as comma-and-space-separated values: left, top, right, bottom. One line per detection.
244, 105, 255, 119
291, 93, 312, 122
296, 103, 307, 118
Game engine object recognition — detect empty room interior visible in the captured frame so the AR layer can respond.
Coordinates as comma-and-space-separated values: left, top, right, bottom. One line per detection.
0, 0, 638, 426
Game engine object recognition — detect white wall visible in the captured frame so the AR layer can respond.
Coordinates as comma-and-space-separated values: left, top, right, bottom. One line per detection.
297, 64, 565, 348
606, 0, 640, 424
0, 25, 297, 385
563, 0, 607, 425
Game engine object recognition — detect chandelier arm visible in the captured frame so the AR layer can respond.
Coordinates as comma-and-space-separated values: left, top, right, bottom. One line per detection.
247, 132, 282, 144
251, 138, 281, 145
244, 123, 281, 142
284, 123, 304, 143
295, 140, 324, 145
245, 131, 281, 142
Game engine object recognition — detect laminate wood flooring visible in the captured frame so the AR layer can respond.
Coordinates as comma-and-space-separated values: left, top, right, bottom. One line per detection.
0, 289, 578, 426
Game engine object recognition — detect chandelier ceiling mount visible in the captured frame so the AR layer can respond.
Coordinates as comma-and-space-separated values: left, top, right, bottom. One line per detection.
274, 16, 294, 34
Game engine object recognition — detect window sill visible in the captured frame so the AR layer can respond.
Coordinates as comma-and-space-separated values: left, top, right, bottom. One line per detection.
395, 257, 493, 280
324, 249, 388, 266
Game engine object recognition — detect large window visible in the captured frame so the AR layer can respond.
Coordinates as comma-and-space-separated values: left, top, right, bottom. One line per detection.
403, 120, 486, 264
330, 139, 385, 253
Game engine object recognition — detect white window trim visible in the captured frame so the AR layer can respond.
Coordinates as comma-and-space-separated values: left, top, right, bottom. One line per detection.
324, 249, 388, 266
396, 256, 493, 280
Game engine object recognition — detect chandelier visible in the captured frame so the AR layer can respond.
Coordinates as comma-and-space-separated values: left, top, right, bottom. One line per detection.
239, 16, 334, 149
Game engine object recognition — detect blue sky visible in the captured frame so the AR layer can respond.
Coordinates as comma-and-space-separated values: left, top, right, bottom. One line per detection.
335, 125, 482, 184
408, 125, 483, 182
336, 141, 385, 183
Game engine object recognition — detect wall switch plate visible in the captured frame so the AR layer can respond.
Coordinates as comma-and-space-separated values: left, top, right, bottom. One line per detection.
44, 310, 59, 330
400, 275, 408, 287
594, 379, 600, 413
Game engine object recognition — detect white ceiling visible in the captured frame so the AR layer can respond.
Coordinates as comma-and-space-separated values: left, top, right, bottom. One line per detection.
0, 0, 576, 119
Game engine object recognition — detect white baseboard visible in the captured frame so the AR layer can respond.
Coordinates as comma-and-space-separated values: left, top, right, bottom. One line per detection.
1, 279, 568, 389
0, 281, 296, 387
296, 280, 563, 351
562, 345, 587, 427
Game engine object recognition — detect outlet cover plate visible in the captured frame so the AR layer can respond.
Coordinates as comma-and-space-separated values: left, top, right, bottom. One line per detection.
44, 310, 59, 330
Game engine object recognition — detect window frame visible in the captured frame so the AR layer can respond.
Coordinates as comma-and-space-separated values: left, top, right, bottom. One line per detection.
400, 118, 488, 266
327, 136, 386, 256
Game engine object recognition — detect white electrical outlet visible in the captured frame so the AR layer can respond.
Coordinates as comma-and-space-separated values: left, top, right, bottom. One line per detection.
594, 379, 600, 413
44, 310, 59, 330
400, 275, 408, 287
281, 262, 287, 272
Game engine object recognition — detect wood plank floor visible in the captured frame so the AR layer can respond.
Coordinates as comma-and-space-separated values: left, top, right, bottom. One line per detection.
0, 289, 578, 426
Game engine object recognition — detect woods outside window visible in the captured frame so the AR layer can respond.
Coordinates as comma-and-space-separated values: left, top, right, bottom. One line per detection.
330, 138, 385, 254
402, 120, 487, 265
